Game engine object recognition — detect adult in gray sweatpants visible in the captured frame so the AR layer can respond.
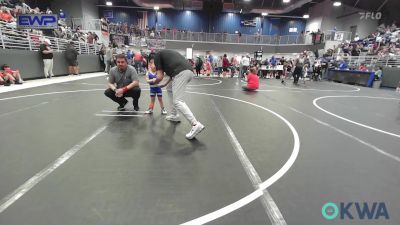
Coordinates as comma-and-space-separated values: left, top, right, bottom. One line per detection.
104, 45, 113, 73
39, 39, 54, 78
153, 49, 205, 140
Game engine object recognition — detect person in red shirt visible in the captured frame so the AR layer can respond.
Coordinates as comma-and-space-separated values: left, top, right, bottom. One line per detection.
358, 63, 367, 72
222, 54, 230, 77
242, 67, 259, 91
2, 64, 23, 84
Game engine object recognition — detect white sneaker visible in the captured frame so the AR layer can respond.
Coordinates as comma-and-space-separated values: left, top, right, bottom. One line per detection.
185, 122, 205, 139
145, 109, 153, 114
161, 108, 167, 115
165, 114, 181, 122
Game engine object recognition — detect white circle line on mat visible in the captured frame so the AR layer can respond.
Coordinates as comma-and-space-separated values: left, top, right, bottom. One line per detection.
313, 95, 400, 138
180, 91, 300, 225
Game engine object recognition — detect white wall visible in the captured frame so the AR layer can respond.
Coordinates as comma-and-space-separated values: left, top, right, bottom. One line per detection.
81, 0, 99, 20
305, 0, 378, 38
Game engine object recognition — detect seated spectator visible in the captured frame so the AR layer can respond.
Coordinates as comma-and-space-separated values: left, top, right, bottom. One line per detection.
2, 64, 23, 83
0, 0, 14, 8
358, 63, 368, 72
0, 70, 19, 85
242, 67, 259, 91
0, 7, 14, 23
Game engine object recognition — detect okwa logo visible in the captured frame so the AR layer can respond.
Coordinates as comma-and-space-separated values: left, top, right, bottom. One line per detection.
321, 202, 389, 220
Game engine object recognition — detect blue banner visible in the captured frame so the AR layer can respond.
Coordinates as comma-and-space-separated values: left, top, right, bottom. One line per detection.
17, 14, 58, 29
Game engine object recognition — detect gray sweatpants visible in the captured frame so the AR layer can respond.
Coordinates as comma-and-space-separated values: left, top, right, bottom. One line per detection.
166, 70, 198, 125
43, 59, 54, 78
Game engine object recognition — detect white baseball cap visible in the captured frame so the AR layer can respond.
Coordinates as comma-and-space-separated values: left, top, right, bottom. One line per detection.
44, 39, 51, 45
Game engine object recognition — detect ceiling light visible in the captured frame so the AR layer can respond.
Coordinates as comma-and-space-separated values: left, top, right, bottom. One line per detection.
154, 6, 160, 10
283, 0, 290, 3
303, 14, 310, 19
106, 1, 112, 6
244, 0, 251, 2
333, 1, 342, 6
262, 12, 268, 16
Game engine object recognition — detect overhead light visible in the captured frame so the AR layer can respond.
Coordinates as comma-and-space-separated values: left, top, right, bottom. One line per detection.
262, 12, 268, 16
283, 0, 290, 3
303, 14, 310, 18
244, 0, 251, 2
154, 6, 160, 10
106, 1, 112, 6
333, 1, 342, 6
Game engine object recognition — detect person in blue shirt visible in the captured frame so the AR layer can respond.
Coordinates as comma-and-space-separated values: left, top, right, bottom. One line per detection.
145, 58, 167, 115
338, 60, 348, 70
269, 55, 277, 78
126, 49, 133, 65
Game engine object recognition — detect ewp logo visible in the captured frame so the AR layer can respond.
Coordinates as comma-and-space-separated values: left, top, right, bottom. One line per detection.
17, 14, 58, 29
322, 202, 389, 220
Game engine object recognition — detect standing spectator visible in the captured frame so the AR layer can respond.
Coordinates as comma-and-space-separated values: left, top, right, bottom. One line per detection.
195, 55, 203, 76
293, 54, 305, 85
126, 49, 133, 65
40, 39, 54, 78
65, 42, 79, 75
240, 54, 250, 78
99, 44, 106, 71
104, 44, 113, 73
134, 50, 143, 73
222, 54, 230, 77
87, 32, 94, 44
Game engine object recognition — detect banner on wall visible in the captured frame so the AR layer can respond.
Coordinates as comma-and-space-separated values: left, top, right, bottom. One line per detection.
334, 32, 344, 41
101, 19, 109, 36
289, 27, 298, 33
240, 20, 256, 27
104, 10, 113, 18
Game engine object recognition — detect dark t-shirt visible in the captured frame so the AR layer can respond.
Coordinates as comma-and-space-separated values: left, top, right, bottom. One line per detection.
108, 65, 139, 89
65, 46, 78, 61
154, 50, 192, 77
40, 44, 53, 59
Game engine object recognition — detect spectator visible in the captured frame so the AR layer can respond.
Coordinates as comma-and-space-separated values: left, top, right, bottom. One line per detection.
374, 66, 383, 80
242, 67, 259, 91
0, 7, 14, 23
358, 63, 367, 72
194, 55, 203, 76
40, 38, 54, 78
222, 54, 230, 77
0, 71, 13, 86
1, 64, 23, 84
104, 44, 113, 73
240, 54, 250, 78
65, 41, 79, 75
134, 50, 143, 73
45, 7, 52, 14
126, 49, 133, 65
87, 32, 94, 44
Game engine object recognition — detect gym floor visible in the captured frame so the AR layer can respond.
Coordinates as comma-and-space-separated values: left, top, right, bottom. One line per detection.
0, 72, 399, 225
